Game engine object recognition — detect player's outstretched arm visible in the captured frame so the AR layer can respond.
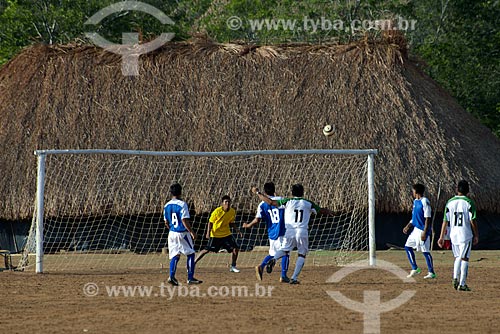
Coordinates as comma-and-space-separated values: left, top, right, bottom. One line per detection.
251, 186, 278, 206
319, 207, 334, 216
243, 217, 260, 229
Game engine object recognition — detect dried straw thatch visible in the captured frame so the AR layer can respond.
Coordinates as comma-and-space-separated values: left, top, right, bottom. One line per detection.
1, 35, 500, 220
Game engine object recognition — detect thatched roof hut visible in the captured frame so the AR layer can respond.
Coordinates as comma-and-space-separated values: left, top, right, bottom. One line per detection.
1, 36, 500, 220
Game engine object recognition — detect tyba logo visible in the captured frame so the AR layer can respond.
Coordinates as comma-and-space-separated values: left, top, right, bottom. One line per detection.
85, 1, 175, 76
325, 260, 416, 334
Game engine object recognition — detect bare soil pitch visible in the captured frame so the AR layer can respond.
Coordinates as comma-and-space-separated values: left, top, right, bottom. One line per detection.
2, 250, 500, 334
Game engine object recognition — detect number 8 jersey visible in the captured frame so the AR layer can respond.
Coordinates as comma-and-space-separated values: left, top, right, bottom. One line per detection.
443, 195, 477, 244
164, 198, 190, 233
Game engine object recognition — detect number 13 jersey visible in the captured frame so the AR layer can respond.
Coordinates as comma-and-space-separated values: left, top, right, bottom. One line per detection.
444, 195, 477, 244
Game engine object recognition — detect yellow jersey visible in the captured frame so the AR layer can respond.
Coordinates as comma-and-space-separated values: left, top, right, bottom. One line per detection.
209, 206, 236, 238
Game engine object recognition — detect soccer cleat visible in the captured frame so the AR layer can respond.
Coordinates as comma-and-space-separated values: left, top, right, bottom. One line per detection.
423, 272, 437, 279
266, 259, 276, 274
230, 266, 241, 273
452, 278, 459, 290
167, 277, 179, 286
187, 278, 203, 285
289, 279, 300, 285
280, 276, 290, 283
255, 266, 263, 281
406, 268, 421, 278
458, 285, 471, 291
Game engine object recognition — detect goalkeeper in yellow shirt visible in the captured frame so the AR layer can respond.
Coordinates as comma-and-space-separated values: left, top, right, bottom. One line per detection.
195, 195, 242, 272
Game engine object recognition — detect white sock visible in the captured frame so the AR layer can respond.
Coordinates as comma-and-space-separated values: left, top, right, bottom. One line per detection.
460, 261, 469, 286
453, 257, 461, 280
291, 256, 305, 280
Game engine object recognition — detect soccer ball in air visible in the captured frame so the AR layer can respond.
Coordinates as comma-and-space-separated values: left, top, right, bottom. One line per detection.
323, 124, 335, 137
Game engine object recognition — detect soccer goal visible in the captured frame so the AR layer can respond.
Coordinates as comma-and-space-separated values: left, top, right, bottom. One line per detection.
19, 149, 377, 273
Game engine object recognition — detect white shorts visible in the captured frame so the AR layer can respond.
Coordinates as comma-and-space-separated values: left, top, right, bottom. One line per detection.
405, 227, 431, 252
269, 236, 285, 257
279, 228, 309, 256
452, 240, 472, 259
168, 231, 195, 259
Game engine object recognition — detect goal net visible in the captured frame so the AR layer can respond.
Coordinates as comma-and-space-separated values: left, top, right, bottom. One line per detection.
20, 149, 376, 273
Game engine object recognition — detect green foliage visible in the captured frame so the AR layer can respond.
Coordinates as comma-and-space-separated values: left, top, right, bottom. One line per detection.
409, 0, 500, 137
0, 0, 34, 63
0, 0, 211, 63
197, 0, 410, 43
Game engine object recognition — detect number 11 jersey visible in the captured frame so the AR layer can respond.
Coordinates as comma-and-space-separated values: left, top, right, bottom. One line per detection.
276, 197, 321, 230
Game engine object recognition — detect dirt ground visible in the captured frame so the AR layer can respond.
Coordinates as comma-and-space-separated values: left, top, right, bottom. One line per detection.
1, 250, 500, 334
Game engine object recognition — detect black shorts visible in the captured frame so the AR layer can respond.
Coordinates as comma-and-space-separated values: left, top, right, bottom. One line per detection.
205, 235, 239, 253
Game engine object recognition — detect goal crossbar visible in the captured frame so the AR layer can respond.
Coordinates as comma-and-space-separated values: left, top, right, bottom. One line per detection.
35, 149, 378, 157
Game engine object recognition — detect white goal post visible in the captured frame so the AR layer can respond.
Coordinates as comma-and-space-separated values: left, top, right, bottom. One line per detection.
23, 149, 377, 273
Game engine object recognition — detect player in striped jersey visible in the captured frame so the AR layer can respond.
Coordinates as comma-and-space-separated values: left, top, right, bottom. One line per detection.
252, 184, 333, 284
402, 183, 436, 279
438, 180, 479, 291
243, 182, 290, 283
164, 183, 202, 286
